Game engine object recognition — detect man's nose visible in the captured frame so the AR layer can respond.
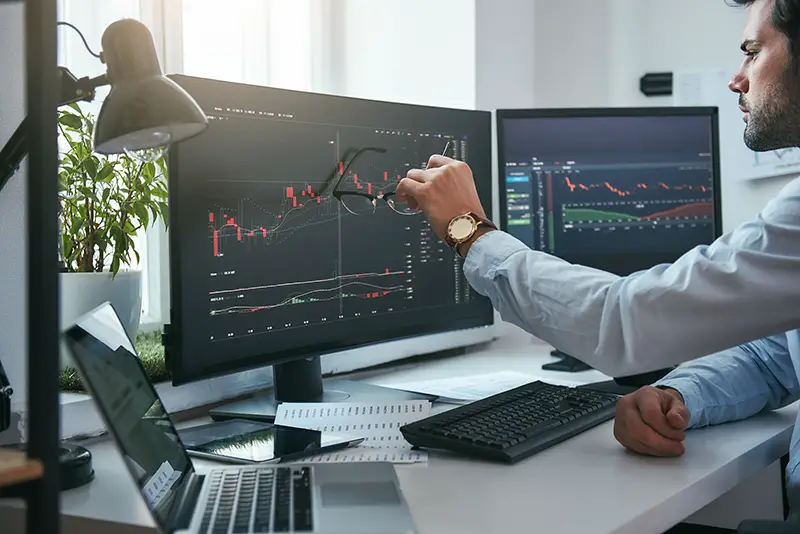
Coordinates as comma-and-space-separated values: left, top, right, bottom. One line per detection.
729, 71, 748, 94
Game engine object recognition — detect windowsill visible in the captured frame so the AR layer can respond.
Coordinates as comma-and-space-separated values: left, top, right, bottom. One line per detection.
55, 324, 498, 440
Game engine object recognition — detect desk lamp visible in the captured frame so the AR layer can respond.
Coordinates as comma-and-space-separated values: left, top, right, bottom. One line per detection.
0, 18, 208, 188
0, 13, 207, 505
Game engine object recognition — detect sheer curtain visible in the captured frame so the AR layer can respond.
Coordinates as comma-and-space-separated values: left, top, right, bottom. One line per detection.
57, 0, 321, 328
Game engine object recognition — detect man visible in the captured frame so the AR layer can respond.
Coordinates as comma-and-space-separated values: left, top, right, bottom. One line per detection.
395, 0, 800, 529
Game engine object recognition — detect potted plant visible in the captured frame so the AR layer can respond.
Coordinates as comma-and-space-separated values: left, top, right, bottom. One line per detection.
57, 102, 168, 363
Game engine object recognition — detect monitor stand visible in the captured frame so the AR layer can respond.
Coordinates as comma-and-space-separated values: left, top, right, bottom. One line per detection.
541, 349, 594, 373
208, 356, 436, 423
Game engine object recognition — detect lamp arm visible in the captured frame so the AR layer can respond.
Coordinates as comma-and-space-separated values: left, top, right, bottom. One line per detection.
0, 354, 11, 434
0, 118, 27, 193
0, 67, 109, 193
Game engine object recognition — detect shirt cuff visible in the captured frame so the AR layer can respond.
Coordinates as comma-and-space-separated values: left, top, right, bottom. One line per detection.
653, 377, 705, 429
463, 231, 529, 284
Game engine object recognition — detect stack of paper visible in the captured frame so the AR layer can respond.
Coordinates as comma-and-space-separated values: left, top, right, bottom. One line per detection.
274, 400, 431, 464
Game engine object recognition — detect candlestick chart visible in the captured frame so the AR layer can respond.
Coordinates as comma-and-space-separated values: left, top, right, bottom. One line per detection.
198, 115, 475, 342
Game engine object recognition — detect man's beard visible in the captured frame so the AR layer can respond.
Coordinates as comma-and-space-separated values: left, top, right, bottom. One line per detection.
741, 76, 800, 151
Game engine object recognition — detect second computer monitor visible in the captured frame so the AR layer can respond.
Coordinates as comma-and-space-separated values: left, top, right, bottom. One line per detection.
496, 107, 722, 275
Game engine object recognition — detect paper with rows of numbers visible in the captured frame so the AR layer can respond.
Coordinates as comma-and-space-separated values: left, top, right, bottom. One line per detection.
274, 401, 431, 464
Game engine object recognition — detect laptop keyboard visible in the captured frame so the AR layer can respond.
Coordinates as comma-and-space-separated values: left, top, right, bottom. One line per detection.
200, 466, 313, 533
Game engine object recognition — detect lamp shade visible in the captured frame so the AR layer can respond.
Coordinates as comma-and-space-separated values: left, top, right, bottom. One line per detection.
93, 19, 207, 155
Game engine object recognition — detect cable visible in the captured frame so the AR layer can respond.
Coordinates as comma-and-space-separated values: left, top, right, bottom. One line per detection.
57, 21, 102, 59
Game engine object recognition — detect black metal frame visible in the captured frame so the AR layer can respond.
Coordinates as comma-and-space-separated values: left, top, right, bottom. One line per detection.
0, 0, 61, 531
25, 0, 61, 530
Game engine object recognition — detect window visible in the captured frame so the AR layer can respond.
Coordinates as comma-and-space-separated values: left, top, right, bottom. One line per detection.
52, 0, 483, 441
57, 0, 322, 332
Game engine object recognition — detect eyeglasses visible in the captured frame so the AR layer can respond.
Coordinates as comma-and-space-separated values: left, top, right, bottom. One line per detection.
326, 146, 421, 216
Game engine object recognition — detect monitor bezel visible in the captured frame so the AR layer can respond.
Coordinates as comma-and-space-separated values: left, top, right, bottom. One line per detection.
165, 74, 495, 386
495, 106, 723, 261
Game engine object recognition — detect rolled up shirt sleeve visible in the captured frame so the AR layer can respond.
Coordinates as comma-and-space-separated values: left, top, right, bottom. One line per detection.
654, 334, 799, 429
463, 178, 800, 377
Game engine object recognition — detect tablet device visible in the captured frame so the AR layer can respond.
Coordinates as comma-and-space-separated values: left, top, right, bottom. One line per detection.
178, 418, 363, 464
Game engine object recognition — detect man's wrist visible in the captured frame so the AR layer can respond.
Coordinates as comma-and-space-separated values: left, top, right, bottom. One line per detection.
457, 226, 495, 257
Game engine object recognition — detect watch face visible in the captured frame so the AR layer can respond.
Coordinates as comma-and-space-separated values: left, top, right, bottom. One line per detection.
449, 216, 476, 241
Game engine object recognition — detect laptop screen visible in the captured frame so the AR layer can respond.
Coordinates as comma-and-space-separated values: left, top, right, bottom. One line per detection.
63, 303, 194, 531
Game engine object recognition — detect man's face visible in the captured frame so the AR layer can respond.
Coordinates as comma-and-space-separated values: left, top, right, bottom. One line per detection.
729, 0, 800, 150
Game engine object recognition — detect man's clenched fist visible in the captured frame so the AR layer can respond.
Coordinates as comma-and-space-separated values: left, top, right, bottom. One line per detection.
613, 386, 691, 457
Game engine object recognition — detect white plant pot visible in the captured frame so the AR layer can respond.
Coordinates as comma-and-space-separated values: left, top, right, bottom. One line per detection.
59, 270, 142, 369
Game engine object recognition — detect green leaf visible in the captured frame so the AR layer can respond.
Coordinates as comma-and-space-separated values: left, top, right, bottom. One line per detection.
96, 162, 115, 182
157, 202, 169, 227
151, 187, 168, 199
67, 102, 81, 112
133, 203, 150, 228
58, 113, 82, 129
83, 156, 98, 179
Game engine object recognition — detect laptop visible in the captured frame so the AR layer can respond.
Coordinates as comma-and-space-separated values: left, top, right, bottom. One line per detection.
62, 302, 418, 534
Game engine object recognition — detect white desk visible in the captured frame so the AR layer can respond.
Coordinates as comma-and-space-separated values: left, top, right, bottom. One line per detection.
1, 331, 796, 534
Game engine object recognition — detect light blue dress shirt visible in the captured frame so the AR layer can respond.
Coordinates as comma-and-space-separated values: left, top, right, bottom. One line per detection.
462, 177, 800, 510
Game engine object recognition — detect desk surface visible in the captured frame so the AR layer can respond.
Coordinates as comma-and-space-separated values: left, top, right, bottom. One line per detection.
7, 329, 799, 534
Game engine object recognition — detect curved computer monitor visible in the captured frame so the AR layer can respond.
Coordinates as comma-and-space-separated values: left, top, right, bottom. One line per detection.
165, 75, 494, 420
496, 106, 722, 386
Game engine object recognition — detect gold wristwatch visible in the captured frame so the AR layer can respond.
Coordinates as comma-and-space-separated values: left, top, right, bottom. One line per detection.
444, 212, 496, 256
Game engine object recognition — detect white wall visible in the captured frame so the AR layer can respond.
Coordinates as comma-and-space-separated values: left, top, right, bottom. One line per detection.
339, 0, 476, 109
0, 2, 27, 417
475, 0, 536, 111
533, 0, 615, 108
531, 0, 797, 232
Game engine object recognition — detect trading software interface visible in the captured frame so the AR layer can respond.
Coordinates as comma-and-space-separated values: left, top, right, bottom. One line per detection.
169, 76, 493, 378
499, 114, 717, 260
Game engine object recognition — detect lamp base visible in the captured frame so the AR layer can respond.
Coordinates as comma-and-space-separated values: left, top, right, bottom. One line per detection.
0, 442, 94, 497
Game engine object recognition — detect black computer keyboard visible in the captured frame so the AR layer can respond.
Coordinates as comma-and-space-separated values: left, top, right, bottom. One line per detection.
400, 381, 619, 463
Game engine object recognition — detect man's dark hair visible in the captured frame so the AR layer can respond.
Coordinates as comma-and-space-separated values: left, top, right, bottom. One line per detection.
729, 0, 800, 61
